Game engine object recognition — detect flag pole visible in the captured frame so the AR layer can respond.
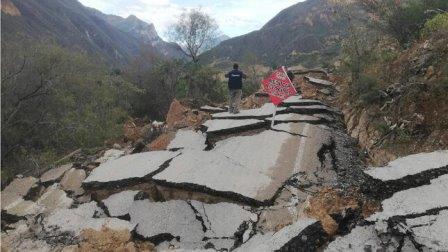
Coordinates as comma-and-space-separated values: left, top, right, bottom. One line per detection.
271, 106, 277, 128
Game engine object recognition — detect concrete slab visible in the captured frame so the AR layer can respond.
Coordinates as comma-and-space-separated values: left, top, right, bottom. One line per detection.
287, 105, 341, 115
154, 127, 331, 205
40, 164, 72, 184
190, 201, 257, 238
266, 114, 321, 123
1, 177, 39, 209
365, 150, 448, 181
129, 200, 204, 243
235, 218, 323, 251
60, 168, 86, 196
102, 190, 139, 217
305, 76, 334, 87
368, 174, 448, 221
202, 119, 265, 134
325, 225, 398, 252
83, 151, 179, 185
212, 103, 286, 120
44, 202, 135, 235
167, 129, 207, 150
154, 130, 300, 204
280, 97, 325, 107
406, 210, 448, 251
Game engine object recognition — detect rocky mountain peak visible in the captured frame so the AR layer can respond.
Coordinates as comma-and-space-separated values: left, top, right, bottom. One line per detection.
0, 0, 20, 16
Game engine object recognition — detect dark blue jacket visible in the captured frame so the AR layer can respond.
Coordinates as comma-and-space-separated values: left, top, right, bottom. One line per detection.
225, 69, 246, 90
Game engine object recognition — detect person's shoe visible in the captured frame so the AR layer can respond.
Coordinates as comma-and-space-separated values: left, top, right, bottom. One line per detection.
234, 110, 240, 114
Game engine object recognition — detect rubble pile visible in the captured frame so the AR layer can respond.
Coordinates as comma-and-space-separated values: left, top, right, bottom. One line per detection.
2, 96, 447, 251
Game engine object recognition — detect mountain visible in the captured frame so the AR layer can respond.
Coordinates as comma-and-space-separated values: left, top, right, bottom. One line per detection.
201, 0, 362, 68
88, 10, 184, 59
1, 0, 183, 66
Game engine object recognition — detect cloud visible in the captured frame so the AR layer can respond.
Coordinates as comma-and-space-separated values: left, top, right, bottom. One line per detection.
79, 0, 302, 39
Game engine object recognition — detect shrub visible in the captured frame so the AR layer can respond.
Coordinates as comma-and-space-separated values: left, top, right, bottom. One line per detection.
422, 13, 448, 37
351, 75, 383, 106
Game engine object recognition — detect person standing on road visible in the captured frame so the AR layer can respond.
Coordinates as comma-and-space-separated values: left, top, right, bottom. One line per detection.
225, 63, 246, 114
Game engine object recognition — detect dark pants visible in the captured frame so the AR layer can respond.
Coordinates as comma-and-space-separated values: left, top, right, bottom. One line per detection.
229, 89, 242, 113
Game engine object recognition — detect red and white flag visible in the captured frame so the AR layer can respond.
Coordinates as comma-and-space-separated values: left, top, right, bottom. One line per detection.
262, 66, 297, 105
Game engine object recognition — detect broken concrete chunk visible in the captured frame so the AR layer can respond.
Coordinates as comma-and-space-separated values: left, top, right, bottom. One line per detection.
95, 149, 125, 163
83, 151, 179, 185
368, 174, 448, 221
200, 105, 227, 113
129, 200, 204, 244
3, 199, 42, 217
325, 225, 398, 252
212, 103, 286, 119
405, 210, 448, 251
305, 76, 334, 87
167, 129, 207, 150
266, 114, 321, 123
102, 190, 139, 217
60, 168, 86, 196
154, 130, 303, 205
36, 184, 73, 213
202, 119, 265, 134
40, 163, 72, 184
1, 176, 39, 210
365, 150, 448, 181
190, 201, 257, 238
44, 202, 135, 236
236, 218, 325, 251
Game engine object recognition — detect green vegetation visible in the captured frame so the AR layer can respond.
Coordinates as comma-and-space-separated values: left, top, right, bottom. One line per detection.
340, 0, 448, 154
422, 12, 448, 36
1, 41, 136, 178
1, 40, 230, 181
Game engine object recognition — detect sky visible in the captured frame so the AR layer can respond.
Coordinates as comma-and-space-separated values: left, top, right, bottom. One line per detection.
78, 0, 302, 40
